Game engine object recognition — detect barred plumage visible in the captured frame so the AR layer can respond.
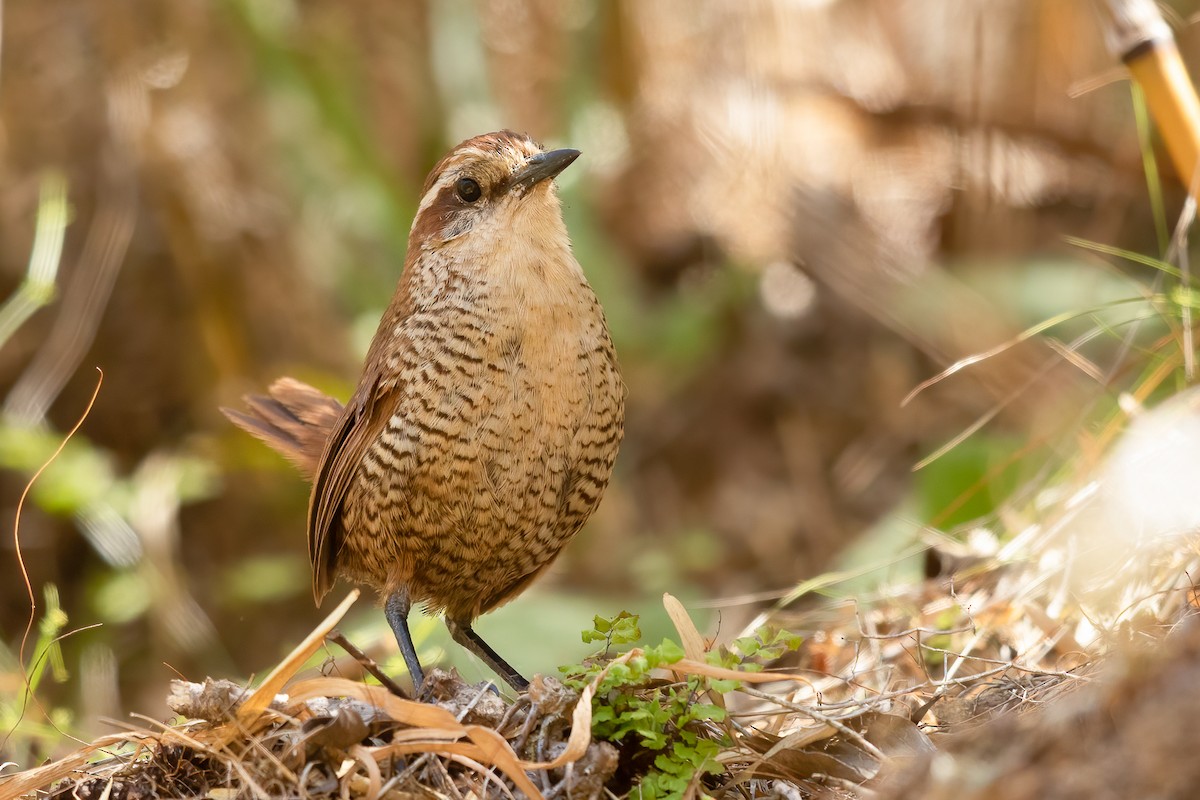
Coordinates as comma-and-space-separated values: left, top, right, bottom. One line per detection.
224, 131, 624, 691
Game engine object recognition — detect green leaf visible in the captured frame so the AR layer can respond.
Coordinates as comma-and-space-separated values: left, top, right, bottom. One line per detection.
732, 635, 761, 656
646, 638, 685, 667
709, 678, 740, 693
602, 663, 633, 687
689, 704, 726, 722
780, 631, 804, 650
654, 752, 688, 774
639, 730, 668, 749
705, 648, 736, 669
610, 612, 642, 644
639, 773, 685, 800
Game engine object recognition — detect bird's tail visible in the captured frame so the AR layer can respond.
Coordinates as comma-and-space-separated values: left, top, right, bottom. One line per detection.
221, 377, 342, 481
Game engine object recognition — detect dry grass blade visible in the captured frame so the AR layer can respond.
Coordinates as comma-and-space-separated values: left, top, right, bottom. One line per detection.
901, 299, 1152, 408
0, 733, 141, 800
663, 592, 729, 722
288, 668, 600, 773
459, 728, 543, 799
345, 744, 382, 800
234, 589, 360, 726
286, 677, 552, 799
663, 593, 707, 660
445, 753, 519, 800
669, 658, 822, 686
364, 740, 542, 799
286, 677, 467, 730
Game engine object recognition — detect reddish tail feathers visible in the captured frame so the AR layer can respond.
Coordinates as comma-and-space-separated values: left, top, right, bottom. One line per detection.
222, 377, 342, 481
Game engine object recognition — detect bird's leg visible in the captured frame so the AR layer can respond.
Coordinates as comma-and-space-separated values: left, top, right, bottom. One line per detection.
385, 591, 426, 691
445, 617, 530, 692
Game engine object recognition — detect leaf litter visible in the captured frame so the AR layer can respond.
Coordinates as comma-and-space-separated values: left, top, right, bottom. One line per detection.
6, 393, 1200, 798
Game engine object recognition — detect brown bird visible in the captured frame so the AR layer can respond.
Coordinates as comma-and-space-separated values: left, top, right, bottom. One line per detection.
224, 131, 624, 691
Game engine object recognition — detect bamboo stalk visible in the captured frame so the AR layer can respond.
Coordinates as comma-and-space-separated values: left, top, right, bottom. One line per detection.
1098, 0, 1200, 191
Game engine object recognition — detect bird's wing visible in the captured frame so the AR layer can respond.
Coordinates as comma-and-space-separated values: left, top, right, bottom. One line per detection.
306, 370, 395, 604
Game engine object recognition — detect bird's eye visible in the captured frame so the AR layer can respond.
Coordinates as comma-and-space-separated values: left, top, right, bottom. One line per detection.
456, 177, 482, 203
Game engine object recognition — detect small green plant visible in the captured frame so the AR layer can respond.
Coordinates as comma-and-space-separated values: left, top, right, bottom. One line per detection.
580, 611, 642, 653
713, 627, 804, 671
562, 613, 802, 800
1, 585, 75, 762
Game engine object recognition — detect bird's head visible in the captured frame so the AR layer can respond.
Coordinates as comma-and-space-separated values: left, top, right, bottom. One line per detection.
408, 130, 579, 256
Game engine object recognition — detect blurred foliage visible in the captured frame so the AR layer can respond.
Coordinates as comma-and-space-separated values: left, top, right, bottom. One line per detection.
0, 172, 67, 346
0, 424, 217, 522
916, 435, 1025, 530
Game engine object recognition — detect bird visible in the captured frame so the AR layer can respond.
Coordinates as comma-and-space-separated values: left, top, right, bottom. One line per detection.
223, 130, 625, 693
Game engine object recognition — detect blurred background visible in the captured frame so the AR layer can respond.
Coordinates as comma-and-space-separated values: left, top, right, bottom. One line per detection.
1, 0, 1196, 756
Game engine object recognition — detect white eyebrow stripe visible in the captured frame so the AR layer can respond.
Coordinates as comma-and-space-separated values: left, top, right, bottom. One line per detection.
415, 172, 456, 218
413, 147, 497, 218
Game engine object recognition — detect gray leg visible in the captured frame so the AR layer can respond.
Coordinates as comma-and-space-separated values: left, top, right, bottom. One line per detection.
385, 591, 425, 690
445, 617, 530, 692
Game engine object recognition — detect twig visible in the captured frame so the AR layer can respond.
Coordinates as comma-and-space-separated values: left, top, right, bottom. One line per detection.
325, 629, 410, 699
456, 682, 496, 722
508, 700, 540, 753
430, 754, 465, 800
738, 686, 887, 765
496, 695, 531, 739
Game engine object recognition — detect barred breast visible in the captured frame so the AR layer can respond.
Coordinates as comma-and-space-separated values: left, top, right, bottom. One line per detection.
336, 266, 624, 620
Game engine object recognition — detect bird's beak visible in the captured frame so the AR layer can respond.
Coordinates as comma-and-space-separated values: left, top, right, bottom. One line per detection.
510, 148, 581, 192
